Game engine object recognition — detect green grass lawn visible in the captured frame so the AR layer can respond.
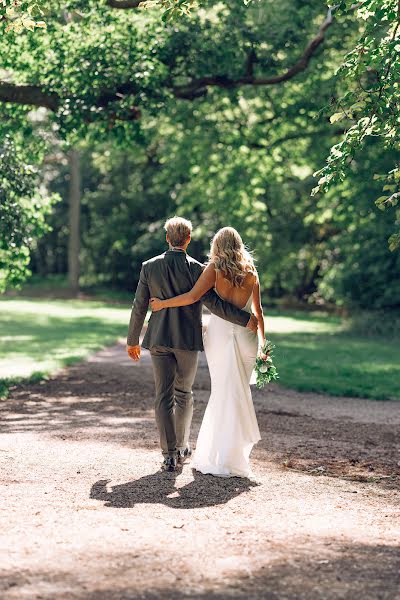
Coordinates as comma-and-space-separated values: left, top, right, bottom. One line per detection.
0, 298, 399, 401
267, 310, 400, 401
0, 298, 131, 398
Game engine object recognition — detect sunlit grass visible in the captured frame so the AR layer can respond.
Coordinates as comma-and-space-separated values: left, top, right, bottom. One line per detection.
266, 310, 400, 401
0, 297, 131, 397
266, 314, 339, 335
1, 298, 130, 321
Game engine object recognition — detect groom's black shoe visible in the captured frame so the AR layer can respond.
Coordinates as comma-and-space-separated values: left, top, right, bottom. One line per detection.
177, 447, 192, 466
161, 456, 178, 472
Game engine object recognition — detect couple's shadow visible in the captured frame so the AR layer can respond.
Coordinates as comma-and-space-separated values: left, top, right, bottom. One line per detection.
90, 468, 259, 509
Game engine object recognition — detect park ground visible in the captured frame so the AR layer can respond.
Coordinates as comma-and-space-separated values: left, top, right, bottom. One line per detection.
0, 342, 399, 600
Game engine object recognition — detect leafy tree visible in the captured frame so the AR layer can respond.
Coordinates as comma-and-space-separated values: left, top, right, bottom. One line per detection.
311, 141, 400, 309
2, 1, 398, 247
0, 1, 344, 133
0, 0, 47, 33
0, 0, 352, 284
1, 0, 398, 310
314, 0, 400, 249
0, 135, 59, 291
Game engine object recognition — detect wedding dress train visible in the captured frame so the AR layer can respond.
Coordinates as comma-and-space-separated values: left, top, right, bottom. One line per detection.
192, 293, 261, 477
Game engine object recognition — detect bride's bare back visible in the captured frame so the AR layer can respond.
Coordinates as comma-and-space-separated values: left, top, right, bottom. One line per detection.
215, 270, 256, 310
150, 261, 264, 346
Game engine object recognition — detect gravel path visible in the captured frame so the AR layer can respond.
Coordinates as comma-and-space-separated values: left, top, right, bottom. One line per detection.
1, 343, 399, 600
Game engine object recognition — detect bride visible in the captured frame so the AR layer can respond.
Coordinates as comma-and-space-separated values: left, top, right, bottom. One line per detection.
150, 227, 266, 478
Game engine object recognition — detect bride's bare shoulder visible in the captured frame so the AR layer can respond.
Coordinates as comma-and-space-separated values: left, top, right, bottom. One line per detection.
200, 261, 216, 284
203, 261, 216, 275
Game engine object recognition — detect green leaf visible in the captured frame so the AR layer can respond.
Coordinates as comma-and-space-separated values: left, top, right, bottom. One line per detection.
330, 112, 345, 124
375, 195, 389, 210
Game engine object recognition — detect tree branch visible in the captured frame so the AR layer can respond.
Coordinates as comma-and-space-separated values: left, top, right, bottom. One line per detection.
173, 7, 335, 99
0, 81, 59, 111
0, 7, 337, 115
107, 0, 142, 7
248, 128, 346, 151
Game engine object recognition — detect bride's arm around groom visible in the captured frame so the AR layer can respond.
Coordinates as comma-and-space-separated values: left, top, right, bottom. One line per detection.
126, 250, 257, 362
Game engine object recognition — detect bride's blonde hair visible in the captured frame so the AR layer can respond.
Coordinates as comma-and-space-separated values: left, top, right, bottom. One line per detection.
208, 227, 256, 287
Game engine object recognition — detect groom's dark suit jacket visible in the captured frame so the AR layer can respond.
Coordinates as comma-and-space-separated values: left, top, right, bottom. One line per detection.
127, 249, 250, 351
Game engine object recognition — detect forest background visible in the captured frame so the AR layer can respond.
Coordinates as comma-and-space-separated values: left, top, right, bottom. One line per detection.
1, 0, 399, 399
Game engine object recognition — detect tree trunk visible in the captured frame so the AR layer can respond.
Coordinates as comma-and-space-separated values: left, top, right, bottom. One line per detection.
68, 149, 81, 296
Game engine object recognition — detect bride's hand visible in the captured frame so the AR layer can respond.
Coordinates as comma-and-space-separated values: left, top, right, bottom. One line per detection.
150, 298, 164, 311
258, 350, 270, 361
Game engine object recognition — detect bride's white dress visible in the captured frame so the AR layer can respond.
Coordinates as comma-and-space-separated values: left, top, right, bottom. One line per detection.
192, 292, 261, 477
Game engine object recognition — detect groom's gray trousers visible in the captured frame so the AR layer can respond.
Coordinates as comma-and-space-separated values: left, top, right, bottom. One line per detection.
150, 346, 199, 457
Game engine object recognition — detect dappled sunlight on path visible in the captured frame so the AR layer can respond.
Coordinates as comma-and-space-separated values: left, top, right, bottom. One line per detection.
0, 344, 399, 599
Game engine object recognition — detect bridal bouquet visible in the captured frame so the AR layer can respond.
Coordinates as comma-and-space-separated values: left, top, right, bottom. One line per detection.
255, 339, 279, 388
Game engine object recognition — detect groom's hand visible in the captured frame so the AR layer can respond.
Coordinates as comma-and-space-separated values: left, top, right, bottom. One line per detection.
246, 314, 258, 334
127, 344, 141, 361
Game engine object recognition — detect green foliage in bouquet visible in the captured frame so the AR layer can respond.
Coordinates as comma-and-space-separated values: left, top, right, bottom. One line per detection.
255, 339, 279, 389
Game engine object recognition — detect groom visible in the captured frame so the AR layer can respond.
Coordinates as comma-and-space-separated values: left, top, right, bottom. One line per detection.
126, 217, 257, 472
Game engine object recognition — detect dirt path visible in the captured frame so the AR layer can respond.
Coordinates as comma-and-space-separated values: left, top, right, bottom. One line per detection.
1, 344, 399, 600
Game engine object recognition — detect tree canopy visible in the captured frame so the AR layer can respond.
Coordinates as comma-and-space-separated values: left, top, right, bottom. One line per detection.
0, 0, 399, 307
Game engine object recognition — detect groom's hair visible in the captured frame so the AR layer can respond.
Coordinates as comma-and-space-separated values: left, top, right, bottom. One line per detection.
164, 216, 193, 247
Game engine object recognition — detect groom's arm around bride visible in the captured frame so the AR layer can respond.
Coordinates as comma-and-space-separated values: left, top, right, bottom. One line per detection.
126, 222, 257, 361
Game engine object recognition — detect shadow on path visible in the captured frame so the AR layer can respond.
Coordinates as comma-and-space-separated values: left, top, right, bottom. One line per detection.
3, 343, 399, 490
1, 541, 399, 600
90, 468, 259, 509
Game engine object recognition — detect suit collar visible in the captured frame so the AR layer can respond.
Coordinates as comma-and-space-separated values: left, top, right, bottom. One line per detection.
165, 249, 186, 255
